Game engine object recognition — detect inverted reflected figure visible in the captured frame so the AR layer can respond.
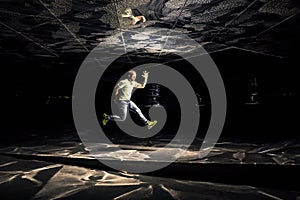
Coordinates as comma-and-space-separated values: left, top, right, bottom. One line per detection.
121, 8, 146, 25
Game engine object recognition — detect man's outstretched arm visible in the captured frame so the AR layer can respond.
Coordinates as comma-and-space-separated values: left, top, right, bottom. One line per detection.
136, 71, 149, 88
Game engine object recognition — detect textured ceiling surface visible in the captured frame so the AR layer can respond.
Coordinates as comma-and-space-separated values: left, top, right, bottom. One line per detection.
1, 0, 299, 61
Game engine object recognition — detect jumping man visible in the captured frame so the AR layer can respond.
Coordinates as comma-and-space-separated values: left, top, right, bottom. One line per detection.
102, 70, 157, 129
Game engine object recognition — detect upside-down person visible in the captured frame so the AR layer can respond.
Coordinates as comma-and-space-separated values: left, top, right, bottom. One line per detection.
121, 8, 146, 25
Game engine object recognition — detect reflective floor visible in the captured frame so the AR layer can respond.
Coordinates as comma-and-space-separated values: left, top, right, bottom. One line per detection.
1, 130, 299, 199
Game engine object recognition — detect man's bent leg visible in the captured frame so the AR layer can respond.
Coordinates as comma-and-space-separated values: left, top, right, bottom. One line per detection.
128, 101, 157, 129
103, 101, 128, 126
128, 101, 148, 125
108, 100, 128, 121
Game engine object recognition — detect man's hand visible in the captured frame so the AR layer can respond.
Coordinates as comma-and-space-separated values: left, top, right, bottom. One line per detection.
141, 70, 149, 79
136, 71, 149, 88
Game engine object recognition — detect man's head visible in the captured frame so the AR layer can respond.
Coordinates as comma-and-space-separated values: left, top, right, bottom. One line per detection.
128, 70, 136, 81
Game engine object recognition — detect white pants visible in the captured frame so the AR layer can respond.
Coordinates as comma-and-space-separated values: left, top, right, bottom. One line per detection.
108, 100, 148, 125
